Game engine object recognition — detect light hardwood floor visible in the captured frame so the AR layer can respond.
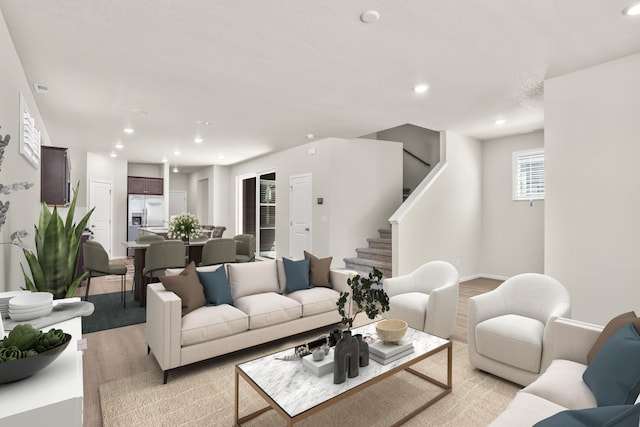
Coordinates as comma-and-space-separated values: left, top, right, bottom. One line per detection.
78, 269, 501, 427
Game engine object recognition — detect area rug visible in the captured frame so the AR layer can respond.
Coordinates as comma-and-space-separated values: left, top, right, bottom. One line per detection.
82, 291, 145, 334
99, 339, 519, 426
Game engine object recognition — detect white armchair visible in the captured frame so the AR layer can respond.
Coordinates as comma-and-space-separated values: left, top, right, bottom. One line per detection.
382, 261, 459, 339
468, 273, 571, 386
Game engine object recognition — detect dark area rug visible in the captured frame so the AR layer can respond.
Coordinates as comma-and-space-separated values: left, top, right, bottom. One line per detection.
82, 291, 145, 334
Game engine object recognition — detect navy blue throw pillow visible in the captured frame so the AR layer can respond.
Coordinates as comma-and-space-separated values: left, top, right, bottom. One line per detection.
197, 267, 234, 306
283, 257, 311, 294
583, 323, 640, 406
533, 404, 640, 427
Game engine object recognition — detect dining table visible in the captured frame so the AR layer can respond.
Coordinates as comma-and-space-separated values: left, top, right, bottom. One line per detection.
122, 239, 208, 307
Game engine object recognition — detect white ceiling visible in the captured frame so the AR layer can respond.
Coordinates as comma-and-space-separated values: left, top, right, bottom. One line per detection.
1, 1, 639, 169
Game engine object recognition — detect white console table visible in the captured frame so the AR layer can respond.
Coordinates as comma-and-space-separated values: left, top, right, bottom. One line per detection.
0, 314, 83, 427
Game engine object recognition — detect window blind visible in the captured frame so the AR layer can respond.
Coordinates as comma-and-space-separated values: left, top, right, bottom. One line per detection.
513, 149, 545, 200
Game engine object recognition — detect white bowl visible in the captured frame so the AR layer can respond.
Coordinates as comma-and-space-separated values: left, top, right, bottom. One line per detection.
9, 292, 53, 310
9, 305, 52, 321
0, 291, 29, 304
7, 301, 52, 312
376, 319, 409, 343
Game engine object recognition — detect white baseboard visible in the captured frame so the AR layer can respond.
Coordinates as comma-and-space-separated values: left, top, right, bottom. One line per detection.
460, 273, 509, 283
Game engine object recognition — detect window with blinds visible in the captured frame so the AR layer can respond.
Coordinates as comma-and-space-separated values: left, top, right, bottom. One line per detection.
512, 149, 545, 200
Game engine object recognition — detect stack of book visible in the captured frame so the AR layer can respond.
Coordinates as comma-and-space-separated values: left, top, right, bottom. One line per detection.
369, 338, 414, 365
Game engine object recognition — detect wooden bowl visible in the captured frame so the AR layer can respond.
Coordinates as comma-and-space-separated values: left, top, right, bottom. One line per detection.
376, 319, 408, 343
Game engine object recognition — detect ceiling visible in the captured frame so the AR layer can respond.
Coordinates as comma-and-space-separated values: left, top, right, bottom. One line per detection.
1, 1, 639, 170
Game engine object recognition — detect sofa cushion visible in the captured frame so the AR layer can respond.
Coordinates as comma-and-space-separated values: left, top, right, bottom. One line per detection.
586, 311, 640, 364
283, 257, 311, 293
197, 267, 233, 306
533, 404, 640, 427
475, 314, 544, 373
522, 359, 596, 410
286, 287, 341, 317
304, 251, 333, 288
583, 323, 640, 406
159, 262, 206, 316
227, 260, 280, 300
488, 392, 566, 427
181, 304, 249, 346
234, 292, 302, 329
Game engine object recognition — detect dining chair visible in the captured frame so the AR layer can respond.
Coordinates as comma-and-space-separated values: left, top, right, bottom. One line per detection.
233, 234, 256, 262
211, 226, 227, 238
83, 240, 129, 307
201, 238, 237, 266
142, 240, 187, 292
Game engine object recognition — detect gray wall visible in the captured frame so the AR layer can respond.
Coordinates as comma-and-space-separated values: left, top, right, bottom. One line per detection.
545, 52, 640, 324
481, 130, 544, 277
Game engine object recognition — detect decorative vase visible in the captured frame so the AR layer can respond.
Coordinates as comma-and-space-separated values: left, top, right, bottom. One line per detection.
333, 330, 359, 384
329, 328, 342, 346
355, 333, 369, 367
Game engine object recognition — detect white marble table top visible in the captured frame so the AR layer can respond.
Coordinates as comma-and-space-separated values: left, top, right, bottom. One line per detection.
237, 321, 449, 418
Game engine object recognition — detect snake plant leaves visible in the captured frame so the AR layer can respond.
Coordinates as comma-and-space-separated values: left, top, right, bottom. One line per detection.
21, 183, 94, 299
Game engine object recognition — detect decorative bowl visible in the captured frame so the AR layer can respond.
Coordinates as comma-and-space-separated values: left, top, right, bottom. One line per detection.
0, 333, 71, 384
9, 305, 53, 321
8, 292, 53, 310
376, 319, 408, 343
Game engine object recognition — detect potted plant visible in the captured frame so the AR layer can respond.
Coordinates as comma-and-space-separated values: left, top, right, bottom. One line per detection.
167, 212, 202, 242
336, 267, 390, 330
21, 183, 94, 299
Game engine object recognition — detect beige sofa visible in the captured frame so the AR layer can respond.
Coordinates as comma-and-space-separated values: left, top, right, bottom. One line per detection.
146, 259, 351, 383
490, 317, 640, 426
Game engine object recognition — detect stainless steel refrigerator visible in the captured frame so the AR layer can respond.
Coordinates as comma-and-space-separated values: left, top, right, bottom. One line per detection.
127, 194, 166, 242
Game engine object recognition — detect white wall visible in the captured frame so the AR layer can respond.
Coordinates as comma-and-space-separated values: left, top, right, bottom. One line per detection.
229, 137, 403, 264
188, 166, 215, 226
481, 130, 545, 278
168, 172, 189, 192
127, 163, 163, 178
391, 131, 483, 279
545, 52, 640, 324
0, 10, 51, 291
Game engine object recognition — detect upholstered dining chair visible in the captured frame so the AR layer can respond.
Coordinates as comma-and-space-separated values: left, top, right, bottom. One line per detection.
201, 238, 237, 266
233, 234, 256, 263
211, 226, 227, 238
467, 273, 571, 386
142, 240, 186, 291
382, 260, 459, 339
83, 240, 128, 307
135, 234, 164, 243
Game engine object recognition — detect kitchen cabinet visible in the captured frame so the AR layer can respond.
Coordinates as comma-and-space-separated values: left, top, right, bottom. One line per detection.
127, 176, 163, 195
41, 146, 70, 206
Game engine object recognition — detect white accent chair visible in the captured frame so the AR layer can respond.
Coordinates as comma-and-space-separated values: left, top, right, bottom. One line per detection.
468, 273, 571, 387
382, 261, 459, 339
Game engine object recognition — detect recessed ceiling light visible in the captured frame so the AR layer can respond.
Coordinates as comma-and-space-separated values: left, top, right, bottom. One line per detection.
196, 120, 212, 126
172, 166, 179, 173
306, 133, 315, 140
413, 84, 429, 94
123, 127, 135, 134
132, 108, 148, 115
360, 10, 380, 23
161, 158, 168, 163
110, 152, 117, 158
494, 119, 507, 125
194, 137, 203, 144
218, 154, 225, 159
173, 150, 181, 155
115, 142, 124, 149
622, 2, 640, 15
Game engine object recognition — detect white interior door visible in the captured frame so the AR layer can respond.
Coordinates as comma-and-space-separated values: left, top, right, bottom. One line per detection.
289, 174, 312, 258
89, 179, 112, 255
169, 191, 187, 219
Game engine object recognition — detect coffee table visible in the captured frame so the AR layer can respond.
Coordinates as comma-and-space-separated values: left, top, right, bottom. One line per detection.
235, 322, 452, 426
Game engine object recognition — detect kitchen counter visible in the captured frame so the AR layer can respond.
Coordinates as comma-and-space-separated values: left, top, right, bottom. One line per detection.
139, 227, 169, 238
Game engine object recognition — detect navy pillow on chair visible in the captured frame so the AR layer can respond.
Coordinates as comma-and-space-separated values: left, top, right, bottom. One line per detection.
583, 323, 640, 406
533, 404, 640, 427
197, 267, 234, 306
283, 257, 311, 293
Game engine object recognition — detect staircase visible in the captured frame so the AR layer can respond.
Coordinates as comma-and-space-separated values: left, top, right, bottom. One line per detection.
343, 228, 392, 279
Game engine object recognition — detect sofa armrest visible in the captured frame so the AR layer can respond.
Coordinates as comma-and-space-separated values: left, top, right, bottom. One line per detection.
425, 280, 459, 338
549, 317, 602, 365
146, 283, 183, 371
329, 269, 355, 294
383, 274, 416, 298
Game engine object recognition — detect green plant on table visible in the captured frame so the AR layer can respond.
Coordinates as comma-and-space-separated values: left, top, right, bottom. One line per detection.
21, 183, 94, 299
336, 267, 390, 330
